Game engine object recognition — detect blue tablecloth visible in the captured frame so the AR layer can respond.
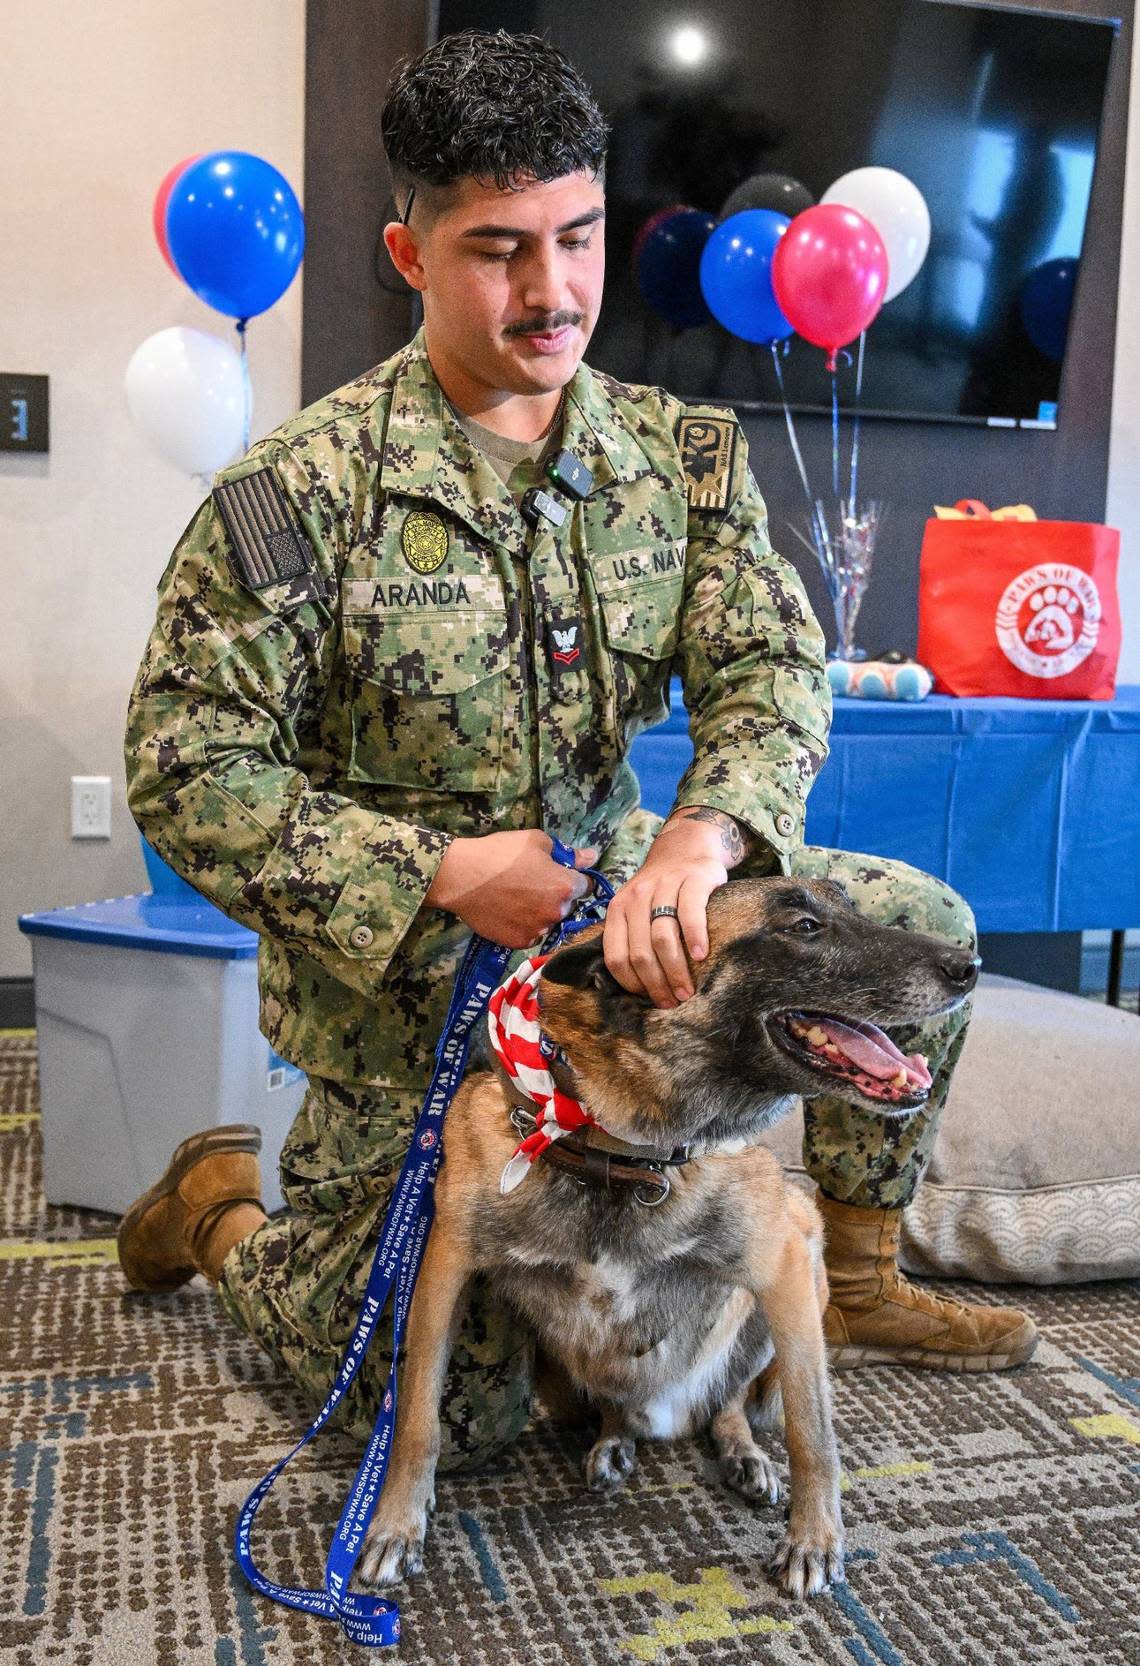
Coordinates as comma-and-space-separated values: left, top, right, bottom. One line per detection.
628, 683, 1140, 934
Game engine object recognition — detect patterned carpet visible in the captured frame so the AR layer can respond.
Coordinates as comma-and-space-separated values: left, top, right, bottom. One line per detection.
2, 1027, 1139, 1666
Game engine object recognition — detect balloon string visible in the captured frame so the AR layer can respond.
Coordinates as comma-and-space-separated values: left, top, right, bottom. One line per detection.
830, 366, 840, 500
771, 343, 815, 525
236, 317, 251, 453
848, 330, 866, 510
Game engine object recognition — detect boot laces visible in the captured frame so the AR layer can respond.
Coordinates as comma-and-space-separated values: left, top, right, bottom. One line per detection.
886, 1269, 973, 1321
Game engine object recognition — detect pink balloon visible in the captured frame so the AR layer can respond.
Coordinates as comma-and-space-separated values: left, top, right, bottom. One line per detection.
152, 155, 202, 277
772, 204, 889, 368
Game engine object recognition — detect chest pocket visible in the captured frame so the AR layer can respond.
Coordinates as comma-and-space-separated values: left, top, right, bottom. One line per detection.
342, 606, 510, 793
596, 563, 685, 745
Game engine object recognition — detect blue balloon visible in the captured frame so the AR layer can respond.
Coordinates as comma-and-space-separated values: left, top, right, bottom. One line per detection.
699, 209, 793, 344
1018, 257, 1078, 363
635, 209, 717, 331
166, 151, 305, 319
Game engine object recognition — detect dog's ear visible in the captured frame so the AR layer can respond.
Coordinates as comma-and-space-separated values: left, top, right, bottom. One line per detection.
540, 934, 652, 1040
540, 933, 614, 992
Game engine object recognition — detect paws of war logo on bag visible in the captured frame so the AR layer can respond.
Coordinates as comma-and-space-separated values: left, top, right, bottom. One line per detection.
917, 501, 1121, 699
995, 564, 1103, 679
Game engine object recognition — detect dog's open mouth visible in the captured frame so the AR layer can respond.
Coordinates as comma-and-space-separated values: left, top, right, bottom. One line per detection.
772, 1011, 932, 1105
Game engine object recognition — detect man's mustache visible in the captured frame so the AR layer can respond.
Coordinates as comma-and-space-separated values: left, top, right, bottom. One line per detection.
504, 314, 584, 337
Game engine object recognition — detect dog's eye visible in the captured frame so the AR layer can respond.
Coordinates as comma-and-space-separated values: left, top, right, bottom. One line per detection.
786, 916, 823, 934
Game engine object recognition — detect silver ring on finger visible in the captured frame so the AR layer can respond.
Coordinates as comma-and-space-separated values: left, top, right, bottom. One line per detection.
650, 905, 680, 922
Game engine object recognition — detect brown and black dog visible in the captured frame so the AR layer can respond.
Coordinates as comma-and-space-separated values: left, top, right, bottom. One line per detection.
358, 875, 978, 1599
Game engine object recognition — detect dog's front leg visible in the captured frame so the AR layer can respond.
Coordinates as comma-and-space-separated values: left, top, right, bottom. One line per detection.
357, 1218, 473, 1589
759, 1225, 845, 1598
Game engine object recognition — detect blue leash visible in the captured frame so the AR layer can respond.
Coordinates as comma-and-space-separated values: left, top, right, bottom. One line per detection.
234, 838, 614, 1646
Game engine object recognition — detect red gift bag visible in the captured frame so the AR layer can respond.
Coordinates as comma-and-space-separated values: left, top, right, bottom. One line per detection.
916, 500, 1121, 699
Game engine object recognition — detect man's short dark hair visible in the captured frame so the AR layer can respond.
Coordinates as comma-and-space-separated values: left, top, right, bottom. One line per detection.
382, 29, 608, 210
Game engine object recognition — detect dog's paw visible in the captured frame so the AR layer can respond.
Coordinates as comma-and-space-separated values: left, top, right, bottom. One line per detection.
768, 1526, 846, 1599
719, 1444, 783, 1506
357, 1510, 428, 1589
584, 1434, 638, 1493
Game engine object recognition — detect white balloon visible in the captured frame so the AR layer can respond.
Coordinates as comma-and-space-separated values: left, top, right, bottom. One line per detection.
125, 326, 247, 475
822, 167, 931, 303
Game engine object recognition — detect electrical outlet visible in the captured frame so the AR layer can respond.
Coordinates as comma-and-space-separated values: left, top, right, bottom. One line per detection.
71, 776, 112, 839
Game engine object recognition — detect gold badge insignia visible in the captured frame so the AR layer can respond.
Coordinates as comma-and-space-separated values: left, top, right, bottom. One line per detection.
677, 416, 738, 512
400, 510, 449, 574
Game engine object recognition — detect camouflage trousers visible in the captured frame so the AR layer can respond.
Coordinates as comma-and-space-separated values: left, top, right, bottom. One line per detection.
215, 1073, 533, 1469
216, 810, 975, 1470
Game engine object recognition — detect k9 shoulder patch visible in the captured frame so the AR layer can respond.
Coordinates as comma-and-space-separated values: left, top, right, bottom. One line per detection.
213, 468, 314, 592
677, 415, 738, 512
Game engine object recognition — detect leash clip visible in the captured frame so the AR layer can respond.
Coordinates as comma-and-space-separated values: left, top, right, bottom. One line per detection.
509, 1103, 537, 1138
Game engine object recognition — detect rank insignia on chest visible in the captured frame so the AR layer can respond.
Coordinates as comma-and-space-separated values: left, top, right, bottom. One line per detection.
401, 509, 449, 574
677, 415, 737, 512
547, 614, 583, 673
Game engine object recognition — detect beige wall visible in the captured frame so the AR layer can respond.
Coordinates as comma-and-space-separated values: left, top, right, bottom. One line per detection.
1108, 21, 1140, 685
1, 1, 305, 979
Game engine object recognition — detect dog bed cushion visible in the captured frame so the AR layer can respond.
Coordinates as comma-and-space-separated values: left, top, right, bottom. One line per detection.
759, 973, 1140, 1285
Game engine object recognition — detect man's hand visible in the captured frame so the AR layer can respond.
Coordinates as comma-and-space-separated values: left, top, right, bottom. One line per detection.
425, 830, 598, 949
603, 807, 755, 1008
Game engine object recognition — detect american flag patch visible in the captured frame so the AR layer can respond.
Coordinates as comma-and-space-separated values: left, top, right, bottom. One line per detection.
214, 468, 313, 591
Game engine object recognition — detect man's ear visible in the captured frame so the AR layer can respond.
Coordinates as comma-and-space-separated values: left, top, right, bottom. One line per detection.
382, 221, 426, 292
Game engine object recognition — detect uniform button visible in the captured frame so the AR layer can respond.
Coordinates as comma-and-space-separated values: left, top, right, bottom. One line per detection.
775, 813, 796, 838
349, 924, 374, 950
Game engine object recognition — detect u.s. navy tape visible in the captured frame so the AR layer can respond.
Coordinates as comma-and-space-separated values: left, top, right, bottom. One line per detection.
234, 838, 613, 1647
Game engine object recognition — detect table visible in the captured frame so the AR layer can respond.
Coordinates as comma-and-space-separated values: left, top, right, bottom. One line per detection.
629, 683, 1140, 997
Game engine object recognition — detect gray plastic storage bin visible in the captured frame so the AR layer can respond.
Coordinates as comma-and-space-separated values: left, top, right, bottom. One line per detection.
18, 868, 306, 1217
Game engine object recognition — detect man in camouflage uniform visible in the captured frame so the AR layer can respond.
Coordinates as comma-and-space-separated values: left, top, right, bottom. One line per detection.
119, 30, 1036, 1469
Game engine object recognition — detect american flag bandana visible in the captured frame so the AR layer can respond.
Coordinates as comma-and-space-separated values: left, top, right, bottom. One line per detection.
486, 952, 600, 1194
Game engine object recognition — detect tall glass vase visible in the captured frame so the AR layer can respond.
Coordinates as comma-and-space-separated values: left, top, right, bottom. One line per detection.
793, 498, 884, 662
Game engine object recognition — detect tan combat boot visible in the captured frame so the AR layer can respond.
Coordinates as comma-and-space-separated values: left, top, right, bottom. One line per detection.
818, 1192, 1038, 1371
117, 1125, 267, 1292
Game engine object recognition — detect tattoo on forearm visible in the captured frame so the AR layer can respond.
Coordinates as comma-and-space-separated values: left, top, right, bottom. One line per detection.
671, 807, 753, 865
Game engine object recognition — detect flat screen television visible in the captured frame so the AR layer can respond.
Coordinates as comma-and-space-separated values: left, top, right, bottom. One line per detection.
435, 0, 1117, 427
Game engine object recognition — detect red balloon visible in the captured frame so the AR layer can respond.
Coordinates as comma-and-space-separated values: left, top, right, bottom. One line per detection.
772, 203, 889, 368
152, 155, 202, 277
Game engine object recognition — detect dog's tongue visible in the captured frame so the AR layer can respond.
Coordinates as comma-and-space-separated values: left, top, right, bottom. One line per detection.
815, 1017, 932, 1089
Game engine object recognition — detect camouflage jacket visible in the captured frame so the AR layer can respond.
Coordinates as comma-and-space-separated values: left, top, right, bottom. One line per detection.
125, 329, 830, 1087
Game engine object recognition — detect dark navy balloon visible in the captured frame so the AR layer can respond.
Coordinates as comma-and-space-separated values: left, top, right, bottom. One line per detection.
166, 151, 305, 320
634, 208, 716, 331
1019, 257, 1078, 363
699, 209, 794, 344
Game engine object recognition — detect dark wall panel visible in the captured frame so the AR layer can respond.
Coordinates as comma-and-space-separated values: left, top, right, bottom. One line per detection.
302, 0, 432, 405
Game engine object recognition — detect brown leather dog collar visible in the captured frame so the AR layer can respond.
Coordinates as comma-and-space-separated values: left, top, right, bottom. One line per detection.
508, 1102, 692, 1206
